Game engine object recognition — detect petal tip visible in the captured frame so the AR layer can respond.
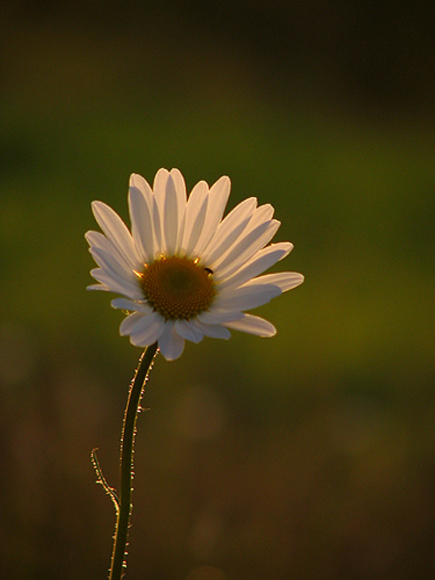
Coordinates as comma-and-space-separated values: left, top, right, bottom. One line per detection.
90, 200, 103, 212
263, 326, 277, 338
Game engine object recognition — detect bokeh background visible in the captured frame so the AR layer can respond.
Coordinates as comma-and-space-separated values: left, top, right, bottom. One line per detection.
1, 1, 435, 579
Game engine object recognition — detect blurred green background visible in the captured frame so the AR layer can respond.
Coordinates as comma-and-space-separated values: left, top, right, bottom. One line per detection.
1, 1, 435, 579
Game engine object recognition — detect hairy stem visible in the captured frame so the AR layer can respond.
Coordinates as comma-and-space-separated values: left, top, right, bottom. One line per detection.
109, 343, 159, 580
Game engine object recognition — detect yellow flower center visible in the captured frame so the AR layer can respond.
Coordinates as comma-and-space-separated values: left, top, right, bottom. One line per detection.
137, 256, 217, 320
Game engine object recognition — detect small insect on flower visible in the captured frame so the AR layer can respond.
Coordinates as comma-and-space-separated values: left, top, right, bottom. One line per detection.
86, 168, 304, 360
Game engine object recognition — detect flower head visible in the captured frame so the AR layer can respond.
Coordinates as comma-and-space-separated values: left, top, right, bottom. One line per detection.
86, 169, 304, 360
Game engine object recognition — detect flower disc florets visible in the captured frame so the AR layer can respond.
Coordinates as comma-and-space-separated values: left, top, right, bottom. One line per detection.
137, 256, 216, 320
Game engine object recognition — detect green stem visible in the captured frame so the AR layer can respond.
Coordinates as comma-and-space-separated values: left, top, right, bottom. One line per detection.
109, 343, 159, 580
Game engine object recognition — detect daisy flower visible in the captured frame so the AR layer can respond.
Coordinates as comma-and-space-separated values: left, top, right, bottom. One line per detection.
86, 168, 304, 360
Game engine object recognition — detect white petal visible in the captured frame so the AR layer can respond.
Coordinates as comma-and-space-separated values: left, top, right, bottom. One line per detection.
153, 168, 169, 197
202, 197, 257, 262
129, 173, 153, 198
191, 319, 232, 340
87, 283, 109, 291
182, 181, 209, 255
194, 176, 231, 254
119, 311, 144, 336
218, 243, 294, 291
85, 230, 107, 249
89, 247, 141, 301
169, 168, 187, 253
129, 312, 166, 346
90, 268, 143, 299
267, 241, 294, 260
213, 203, 275, 266
170, 168, 187, 204
134, 171, 164, 256
174, 320, 204, 343
153, 168, 169, 251
242, 272, 305, 292
111, 298, 152, 313
251, 203, 275, 223
128, 176, 163, 257
158, 321, 185, 360
213, 203, 275, 268
214, 284, 282, 311
197, 309, 244, 324
89, 245, 132, 280
224, 313, 277, 337
214, 220, 281, 280
163, 174, 180, 255
151, 195, 163, 258
85, 230, 136, 273
202, 214, 253, 266
128, 183, 154, 262
91, 201, 139, 267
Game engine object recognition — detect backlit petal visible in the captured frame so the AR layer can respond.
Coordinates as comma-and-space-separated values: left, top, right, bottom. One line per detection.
192, 319, 232, 339
219, 243, 293, 291
202, 197, 257, 263
182, 181, 209, 255
163, 174, 180, 255
129, 179, 154, 262
214, 284, 282, 311
194, 176, 231, 254
213, 220, 281, 280
242, 271, 305, 292
129, 312, 165, 346
175, 320, 204, 343
224, 313, 276, 337
158, 321, 185, 360
90, 268, 143, 299
91, 201, 139, 267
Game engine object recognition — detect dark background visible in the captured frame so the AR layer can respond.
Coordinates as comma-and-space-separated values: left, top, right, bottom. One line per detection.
1, 1, 435, 579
